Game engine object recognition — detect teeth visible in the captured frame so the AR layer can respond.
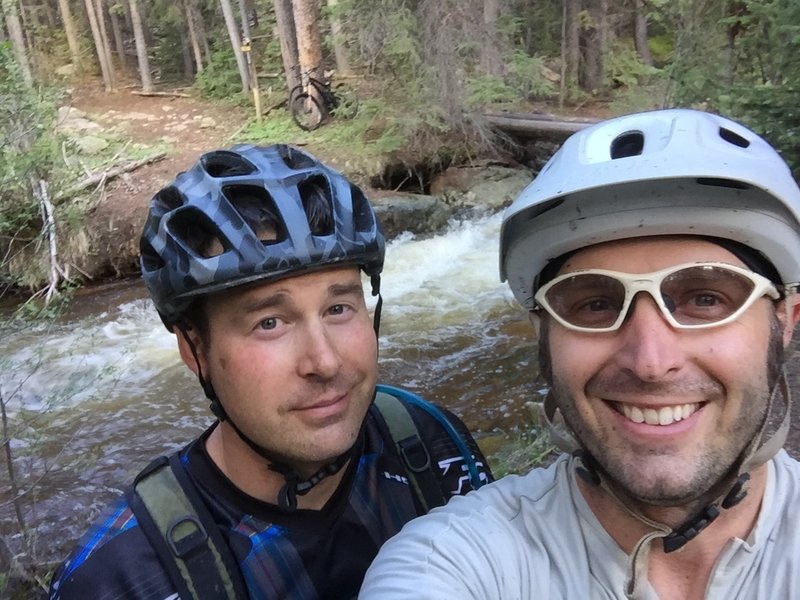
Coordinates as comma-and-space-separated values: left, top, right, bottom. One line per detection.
628, 406, 644, 423
619, 402, 699, 426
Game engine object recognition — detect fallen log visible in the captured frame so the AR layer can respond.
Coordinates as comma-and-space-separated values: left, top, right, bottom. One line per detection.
482, 113, 597, 140
131, 90, 191, 98
57, 151, 168, 200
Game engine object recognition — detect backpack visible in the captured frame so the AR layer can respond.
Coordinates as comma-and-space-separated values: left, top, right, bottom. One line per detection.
126, 385, 484, 600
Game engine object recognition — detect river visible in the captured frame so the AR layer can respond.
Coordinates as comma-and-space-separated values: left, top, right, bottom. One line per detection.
4, 208, 800, 571
1, 210, 544, 568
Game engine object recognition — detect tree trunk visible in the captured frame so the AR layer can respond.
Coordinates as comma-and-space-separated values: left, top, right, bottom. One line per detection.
2, 0, 33, 86
293, 0, 324, 109
327, 0, 351, 76
561, 0, 580, 105
237, 0, 250, 41
129, 0, 153, 91
180, 29, 194, 79
481, 0, 502, 77
94, 0, 114, 70
83, 0, 114, 90
56, 0, 82, 68
581, 0, 606, 93
219, 0, 249, 91
634, 0, 653, 67
184, 0, 204, 72
18, 0, 34, 56
109, 6, 127, 71
41, 0, 57, 28
273, 0, 299, 93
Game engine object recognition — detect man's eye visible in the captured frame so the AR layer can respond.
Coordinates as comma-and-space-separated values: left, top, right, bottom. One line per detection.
573, 297, 616, 313
259, 317, 278, 330
329, 304, 345, 315
692, 293, 721, 307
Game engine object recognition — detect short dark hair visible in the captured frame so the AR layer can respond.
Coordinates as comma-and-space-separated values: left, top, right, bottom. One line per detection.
175, 184, 336, 340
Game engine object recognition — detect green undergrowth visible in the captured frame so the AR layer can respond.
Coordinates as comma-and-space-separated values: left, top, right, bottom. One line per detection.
483, 402, 558, 479
237, 100, 404, 181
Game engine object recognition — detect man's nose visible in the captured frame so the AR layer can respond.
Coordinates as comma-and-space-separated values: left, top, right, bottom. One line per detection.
614, 293, 685, 381
297, 321, 342, 378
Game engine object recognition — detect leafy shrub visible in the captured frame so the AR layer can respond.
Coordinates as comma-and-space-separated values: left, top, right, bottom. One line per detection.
604, 40, 661, 89
0, 43, 63, 238
717, 84, 800, 177
505, 51, 557, 100
465, 76, 518, 108
193, 45, 247, 101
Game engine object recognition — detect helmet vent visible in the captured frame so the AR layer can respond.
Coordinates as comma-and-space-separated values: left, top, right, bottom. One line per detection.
277, 144, 317, 170
168, 208, 226, 257
610, 131, 644, 159
350, 184, 374, 231
696, 177, 749, 190
299, 176, 334, 235
140, 238, 165, 271
224, 185, 286, 244
152, 186, 186, 214
718, 127, 750, 149
201, 151, 256, 177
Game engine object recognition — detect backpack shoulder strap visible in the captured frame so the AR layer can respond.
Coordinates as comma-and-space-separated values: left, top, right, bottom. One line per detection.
373, 390, 447, 513
376, 384, 484, 493
126, 453, 248, 600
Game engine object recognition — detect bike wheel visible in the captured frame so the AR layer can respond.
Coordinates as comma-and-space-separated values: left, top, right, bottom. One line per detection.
332, 84, 359, 120
290, 92, 323, 131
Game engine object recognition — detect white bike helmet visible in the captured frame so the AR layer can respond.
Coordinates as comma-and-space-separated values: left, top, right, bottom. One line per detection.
500, 108, 800, 309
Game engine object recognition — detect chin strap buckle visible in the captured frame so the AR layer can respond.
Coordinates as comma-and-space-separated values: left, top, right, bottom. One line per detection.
276, 455, 351, 511
721, 472, 750, 509
662, 473, 751, 553
662, 505, 720, 553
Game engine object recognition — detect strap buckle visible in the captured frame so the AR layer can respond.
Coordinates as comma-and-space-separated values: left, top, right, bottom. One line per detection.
166, 515, 209, 559
398, 435, 432, 473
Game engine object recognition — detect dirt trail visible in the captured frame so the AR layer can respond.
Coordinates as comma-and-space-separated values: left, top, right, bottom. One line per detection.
69, 82, 250, 277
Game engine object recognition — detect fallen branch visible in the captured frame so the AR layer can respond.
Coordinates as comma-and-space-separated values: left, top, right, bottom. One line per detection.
131, 90, 191, 98
58, 152, 167, 200
35, 179, 65, 305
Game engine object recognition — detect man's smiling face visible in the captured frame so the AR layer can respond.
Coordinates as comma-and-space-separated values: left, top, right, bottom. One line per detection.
542, 236, 781, 508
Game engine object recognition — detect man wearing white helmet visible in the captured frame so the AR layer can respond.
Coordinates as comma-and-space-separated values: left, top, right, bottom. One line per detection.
359, 109, 800, 599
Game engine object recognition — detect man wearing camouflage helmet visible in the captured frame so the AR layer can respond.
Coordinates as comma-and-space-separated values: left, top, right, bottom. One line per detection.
49, 144, 491, 599
360, 109, 800, 599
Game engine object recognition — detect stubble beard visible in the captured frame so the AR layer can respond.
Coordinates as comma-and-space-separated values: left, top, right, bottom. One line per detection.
542, 316, 784, 514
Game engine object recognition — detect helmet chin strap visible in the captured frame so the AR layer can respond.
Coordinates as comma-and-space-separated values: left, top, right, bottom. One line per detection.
178, 327, 357, 511
543, 370, 792, 599
370, 273, 383, 338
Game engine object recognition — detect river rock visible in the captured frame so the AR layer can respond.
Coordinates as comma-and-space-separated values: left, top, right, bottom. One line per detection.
370, 191, 453, 239
75, 135, 110, 155
429, 164, 534, 211
56, 106, 101, 132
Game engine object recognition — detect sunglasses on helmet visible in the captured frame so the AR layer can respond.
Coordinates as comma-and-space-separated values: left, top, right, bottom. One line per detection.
534, 262, 781, 333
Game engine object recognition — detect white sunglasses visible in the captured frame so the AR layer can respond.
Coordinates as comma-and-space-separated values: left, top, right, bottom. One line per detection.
534, 262, 781, 333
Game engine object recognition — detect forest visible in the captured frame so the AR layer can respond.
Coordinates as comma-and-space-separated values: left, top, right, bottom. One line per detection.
1, 0, 800, 300
1, 1, 800, 595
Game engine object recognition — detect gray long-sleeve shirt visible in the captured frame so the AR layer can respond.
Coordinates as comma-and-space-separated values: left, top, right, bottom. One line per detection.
360, 450, 800, 599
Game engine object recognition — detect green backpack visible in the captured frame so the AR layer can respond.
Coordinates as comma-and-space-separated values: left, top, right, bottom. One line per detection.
127, 385, 483, 600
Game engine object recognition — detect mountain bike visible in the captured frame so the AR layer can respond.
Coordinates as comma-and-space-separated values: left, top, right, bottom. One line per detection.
289, 72, 359, 131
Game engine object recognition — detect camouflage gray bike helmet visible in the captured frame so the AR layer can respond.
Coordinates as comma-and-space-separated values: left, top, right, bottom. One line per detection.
140, 143, 385, 328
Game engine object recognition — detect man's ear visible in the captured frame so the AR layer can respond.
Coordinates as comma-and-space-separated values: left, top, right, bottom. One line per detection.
778, 290, 800, 348
175, 327, 206, 376
529, 310, 542, 340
